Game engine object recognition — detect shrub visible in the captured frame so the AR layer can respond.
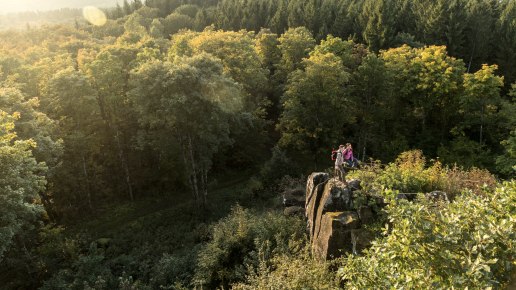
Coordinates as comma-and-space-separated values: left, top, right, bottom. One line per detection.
233, 246, 339, 290
375, 150, 447, 193
348, 150, 498, 198
259, 146, 300, 186
193, 205, 305, 289
40, 253, 116, 290
150, 247, 200, 288
339, 181, 516, 289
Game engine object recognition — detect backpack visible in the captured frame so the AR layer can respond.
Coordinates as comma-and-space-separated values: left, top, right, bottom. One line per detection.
331, 148, 339, 160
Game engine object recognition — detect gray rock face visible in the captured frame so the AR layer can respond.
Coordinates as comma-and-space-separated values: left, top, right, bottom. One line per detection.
347, 179, 362, 191
282, 187, 305, 207
312, 178, 354, 243
352, 229, 375, 254
357, 206, 374, 223
313, 211, 360, 260
305, 172, 330, 238
301, 172, 450, 260
303, 174, 381, 260
426, 191, 449, 202
320, 179, 354, 212
305, 172, 330, 209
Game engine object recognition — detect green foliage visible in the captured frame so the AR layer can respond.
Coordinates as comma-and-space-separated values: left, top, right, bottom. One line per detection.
375, 150, 447, 193
259, 146, 300, 185
194, 206, 306, 288
277, 27, 316, 75
0, 110, 47, 260
1, 2, 516, 288
233, 246, 339, 290
278, 45, 351, 164
40, 252, 116, 290
174, 4, 200, 18
163, 13, 195, 37
0, 87, 62, 169
149, 248, 200, 288
349, 150, 498, 198
497, 129, 516, 177
130, 53, 243, 206
359, 0, 396, 52
169, 29, 268, 109
339, 180, 516, 289
496, 0, 516, 86
460, 64, 504, 146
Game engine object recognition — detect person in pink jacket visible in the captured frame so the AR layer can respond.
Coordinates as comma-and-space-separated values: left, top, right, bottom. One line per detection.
343, 143, 359, 168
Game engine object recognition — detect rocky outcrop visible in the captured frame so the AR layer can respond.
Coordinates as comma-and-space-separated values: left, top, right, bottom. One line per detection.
312, 211, 360, 259
283, 173, 448, 261
312, 179, 353, 241
305, 172, 330, 237
304, 174, 384, 260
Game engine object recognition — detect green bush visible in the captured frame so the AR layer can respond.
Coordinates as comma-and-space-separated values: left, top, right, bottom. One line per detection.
193, 205, 305, 289
259, 146, 300, 186
375, 150, 447, 193
233, 246, 339, 290
339, 180, 516, 289
40, 253, 115, 290
149, 247, 200, 288
349, 150, 497, 198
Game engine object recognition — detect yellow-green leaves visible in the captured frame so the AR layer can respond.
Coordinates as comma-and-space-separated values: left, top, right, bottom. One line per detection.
0, 110, 47, 261
341, 180, 516, 289
278, 47, 349, 158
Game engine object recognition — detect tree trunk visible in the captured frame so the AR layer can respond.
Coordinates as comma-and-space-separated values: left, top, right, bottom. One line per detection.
480, 104, 484, 145
203, 167, 208, 208
467, 42, 476, 73
180, 137, 196, 202
81, 154, 93, 210
94, 91, 134, 201
187, 135, 200, 207
115, 129, 134, 201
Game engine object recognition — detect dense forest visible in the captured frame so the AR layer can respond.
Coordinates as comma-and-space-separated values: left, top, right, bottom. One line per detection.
0, 0, 515, 289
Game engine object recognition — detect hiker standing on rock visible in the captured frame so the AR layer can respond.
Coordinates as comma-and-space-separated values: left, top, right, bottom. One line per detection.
334, 144, 347, 182
343, 143, 359, 168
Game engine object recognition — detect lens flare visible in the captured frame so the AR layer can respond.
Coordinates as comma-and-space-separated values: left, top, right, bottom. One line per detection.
82, 6, 107, 26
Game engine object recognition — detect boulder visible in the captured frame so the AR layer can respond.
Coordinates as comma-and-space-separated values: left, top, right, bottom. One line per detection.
357, 206, 374, 223
351, 229, 376, 254
284, 206, 305, 216
347, 179, 362, 191
313, 211, 360, 260
426, 191, 449, 202
396, 193, 418, 201
371, 195, 387, 209
282, 187, 305, 207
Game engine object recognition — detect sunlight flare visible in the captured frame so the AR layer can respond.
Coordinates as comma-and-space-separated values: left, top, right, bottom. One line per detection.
82, 6, 106, 26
